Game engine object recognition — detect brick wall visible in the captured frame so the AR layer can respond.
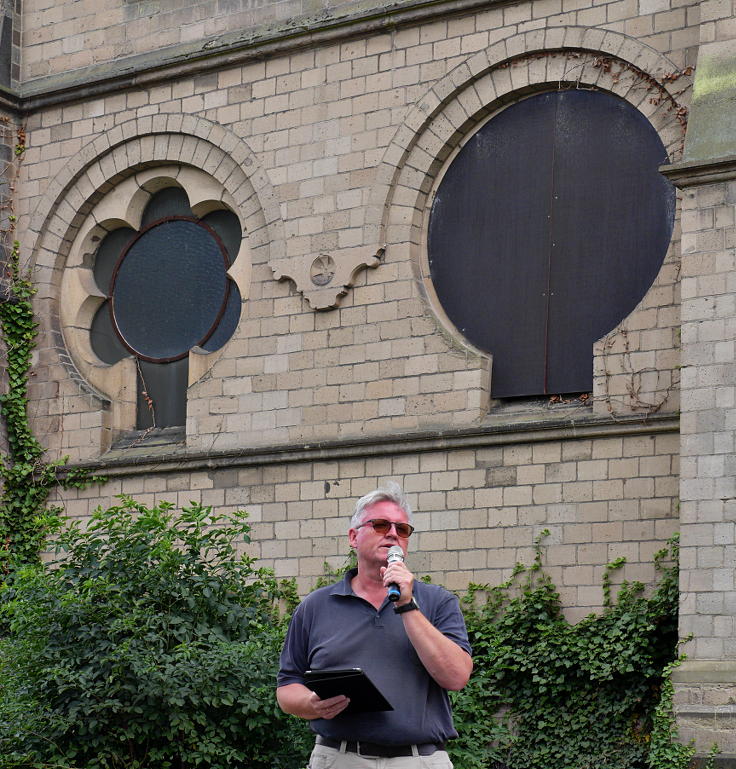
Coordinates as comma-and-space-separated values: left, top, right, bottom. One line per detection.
19, 0, 701, 82
53, 425, 679, 619
11, 0, 694, 616
16, 3, 697, 457
664, 173, 736, 757
12, 0, 736, 757
679, 179, 736, 661
20, 0, 452, 81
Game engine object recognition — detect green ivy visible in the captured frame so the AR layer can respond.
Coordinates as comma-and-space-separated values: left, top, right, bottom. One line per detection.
310, 537, 687, 769
647, 657, 696, 769
451, 531, 682, 769
0, 241, 103, 572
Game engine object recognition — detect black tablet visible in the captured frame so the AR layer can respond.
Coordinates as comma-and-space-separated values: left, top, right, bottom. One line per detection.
304, 668, 393, 714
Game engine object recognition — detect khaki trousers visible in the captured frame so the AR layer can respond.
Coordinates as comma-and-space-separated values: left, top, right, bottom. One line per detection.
306, 742, 454, 769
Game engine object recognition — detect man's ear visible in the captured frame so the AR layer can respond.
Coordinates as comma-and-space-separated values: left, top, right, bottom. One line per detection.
348, 528, 358, 548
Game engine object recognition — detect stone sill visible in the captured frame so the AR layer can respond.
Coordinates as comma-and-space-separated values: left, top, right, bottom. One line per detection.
677, 705, 736, 716
58, 410, 678, 480
672, 661, 736, 684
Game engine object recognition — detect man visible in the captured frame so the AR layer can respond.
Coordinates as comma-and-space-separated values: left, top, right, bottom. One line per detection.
277, 481, 472, 768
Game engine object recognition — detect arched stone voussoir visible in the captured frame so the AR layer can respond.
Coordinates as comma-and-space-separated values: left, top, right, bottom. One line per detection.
29, 114, 284, 283
371, 25, 690, 243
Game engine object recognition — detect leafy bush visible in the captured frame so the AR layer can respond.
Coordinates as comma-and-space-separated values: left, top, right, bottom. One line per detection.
0, 497, 311, 769
0, 502, 684, 769
450, 532, 680, 769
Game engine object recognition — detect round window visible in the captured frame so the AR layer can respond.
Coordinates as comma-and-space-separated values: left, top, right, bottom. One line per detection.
427, 89, 675, 397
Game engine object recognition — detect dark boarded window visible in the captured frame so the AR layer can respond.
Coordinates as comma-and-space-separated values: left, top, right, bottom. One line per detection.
0, 13, 12, 88
427, 89, 675, 398
90, 187, 242, 430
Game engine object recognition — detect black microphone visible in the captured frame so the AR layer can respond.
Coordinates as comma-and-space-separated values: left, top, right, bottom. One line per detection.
386, 545, 404, 602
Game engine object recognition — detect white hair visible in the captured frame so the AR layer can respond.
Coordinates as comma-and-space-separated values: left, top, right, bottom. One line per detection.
351, 481, 413, 528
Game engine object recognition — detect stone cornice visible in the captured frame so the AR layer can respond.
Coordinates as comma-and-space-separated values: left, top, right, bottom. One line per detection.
660, 155, 736, 187
672, 660, 736, 683
0, 87, 20, 114
60, 411, 678, 479
12, 0, 509, 113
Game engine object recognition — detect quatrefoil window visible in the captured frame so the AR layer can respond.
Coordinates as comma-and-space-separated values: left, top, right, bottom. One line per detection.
90, 186, 242, 429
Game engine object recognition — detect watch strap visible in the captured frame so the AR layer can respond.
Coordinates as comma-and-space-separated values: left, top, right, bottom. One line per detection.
394, 597, 419, 614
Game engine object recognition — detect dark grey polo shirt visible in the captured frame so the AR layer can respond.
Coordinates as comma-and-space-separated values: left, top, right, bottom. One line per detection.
277, 569, 471, 746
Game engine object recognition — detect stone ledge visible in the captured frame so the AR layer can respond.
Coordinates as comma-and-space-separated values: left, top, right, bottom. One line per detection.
678, 705, 736, 716
690, 759, 736, 769
0, 86, 20, 113
661, 155, 736, 187
672, 661, 736, 684
59, 411, 678, 479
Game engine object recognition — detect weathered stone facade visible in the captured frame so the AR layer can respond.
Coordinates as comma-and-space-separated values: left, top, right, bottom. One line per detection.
3, 0, 735, 758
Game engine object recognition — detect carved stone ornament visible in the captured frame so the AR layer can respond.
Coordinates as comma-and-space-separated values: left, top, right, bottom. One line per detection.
310, 254, 336, 285
270, 246, 384, 310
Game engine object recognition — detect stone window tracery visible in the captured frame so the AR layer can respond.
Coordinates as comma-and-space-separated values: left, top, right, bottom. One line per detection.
60, 165, 249, 439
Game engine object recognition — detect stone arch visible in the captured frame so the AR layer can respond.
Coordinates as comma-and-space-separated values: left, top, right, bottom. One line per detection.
369, 26, 690, 406
27, 114, 284, 444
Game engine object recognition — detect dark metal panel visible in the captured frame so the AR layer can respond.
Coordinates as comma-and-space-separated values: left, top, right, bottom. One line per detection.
428, 93, 557, 398
547, 90, 675, 394
202, 209, 242, 265
140, 186, 190, 228
110, 218, 229, 362
137, 357, 188, 429
93, 227, 135, 294
428, 89, 675, 398
201, 279, 241, 352
90, 300, 128, 365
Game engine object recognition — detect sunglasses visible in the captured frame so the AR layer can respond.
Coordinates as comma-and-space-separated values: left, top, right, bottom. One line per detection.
355, 518, 415, 539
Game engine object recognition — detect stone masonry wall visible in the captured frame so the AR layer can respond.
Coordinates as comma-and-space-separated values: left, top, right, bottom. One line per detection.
16, 1, 697, 461
20, 0, 490, 82
12, 0, 736, 757
679, 179, 736, 664
12, 0, 693, 617
17, 0, 702, 83
19, 0, 702, 83
55, 426, 680, 620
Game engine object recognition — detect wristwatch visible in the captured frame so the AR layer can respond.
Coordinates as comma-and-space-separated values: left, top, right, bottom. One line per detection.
394, 597, 420, 614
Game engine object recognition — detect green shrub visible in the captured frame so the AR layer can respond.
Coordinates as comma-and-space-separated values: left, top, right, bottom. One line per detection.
0, 496, 311, 769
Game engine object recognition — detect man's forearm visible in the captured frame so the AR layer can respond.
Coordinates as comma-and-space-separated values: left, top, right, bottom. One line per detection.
400, 610, 472, 690
277, 682, 319, 718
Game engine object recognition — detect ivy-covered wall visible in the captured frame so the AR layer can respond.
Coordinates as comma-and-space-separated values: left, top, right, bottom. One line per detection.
0, 112, 18, 457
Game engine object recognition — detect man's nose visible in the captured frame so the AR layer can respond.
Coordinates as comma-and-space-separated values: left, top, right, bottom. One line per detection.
384, 523, 400, 537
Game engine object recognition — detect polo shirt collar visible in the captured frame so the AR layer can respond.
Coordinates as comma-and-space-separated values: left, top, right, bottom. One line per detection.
329, 568, 359, 596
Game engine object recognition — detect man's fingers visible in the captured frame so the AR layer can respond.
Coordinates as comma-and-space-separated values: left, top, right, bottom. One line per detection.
319, 697, 350, 719
329, 697, 351, 717
310, 692, 349, 719
382, 562, 413, 588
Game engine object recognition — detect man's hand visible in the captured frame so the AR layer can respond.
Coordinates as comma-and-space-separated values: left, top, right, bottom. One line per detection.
308, 691, 350, 720
276, 683, 350, 720
380, 559, 414, 605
